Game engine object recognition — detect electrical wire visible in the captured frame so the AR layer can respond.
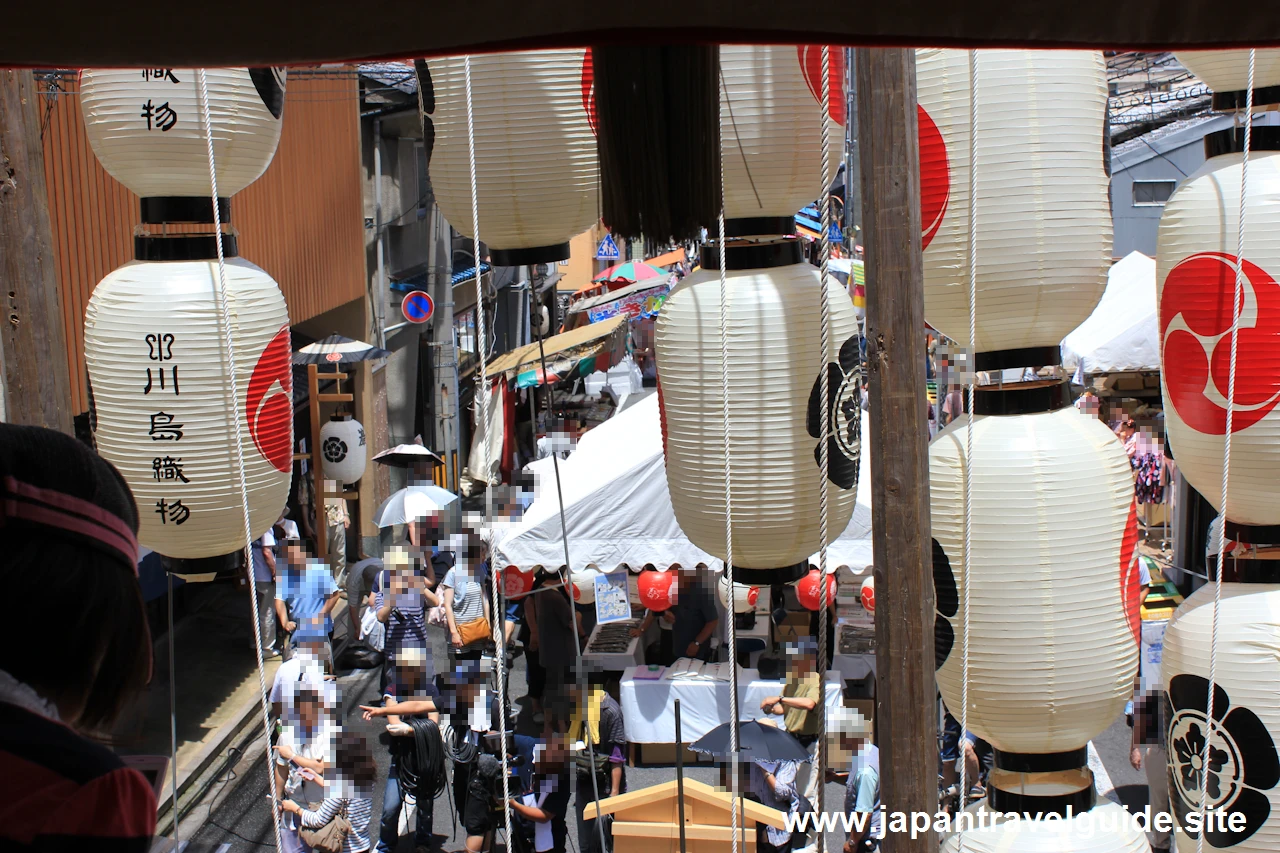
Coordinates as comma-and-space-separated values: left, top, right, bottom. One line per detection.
195, 68, 286, 853
394, 717, 449, 803
1198, 48, 1255, 853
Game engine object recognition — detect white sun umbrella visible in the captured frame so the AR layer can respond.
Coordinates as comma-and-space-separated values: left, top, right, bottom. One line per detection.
373, 443, 446, 469
373, 484, 459, 528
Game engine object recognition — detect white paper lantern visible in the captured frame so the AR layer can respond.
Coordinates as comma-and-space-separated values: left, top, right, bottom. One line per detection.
1162, 583, 1280, 852
1157, 147, 1280, 526
84, 257, 293, 558
79, 67, 285, 201
1174, 50, 1280, 96
931, 407, 1138, 753
319, 417, 367, 485
719, 44, 845, 234
571, 566, 601, 604
425, 50, 598, 263
940, 800, 1148, 853
655, 250, 861, 573
717, 574, 760, 614
915, 49, 1111, 355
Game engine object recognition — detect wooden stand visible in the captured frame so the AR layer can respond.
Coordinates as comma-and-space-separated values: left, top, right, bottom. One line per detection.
307, 363, 355, 558
857, 48, 938, 852
584, 779, 786, 853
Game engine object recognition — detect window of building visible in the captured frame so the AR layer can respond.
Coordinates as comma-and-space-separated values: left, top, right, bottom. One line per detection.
1133, 179, 1176, 206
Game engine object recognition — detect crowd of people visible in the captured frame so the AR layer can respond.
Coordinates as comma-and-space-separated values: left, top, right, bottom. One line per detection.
0, 423, 888, 853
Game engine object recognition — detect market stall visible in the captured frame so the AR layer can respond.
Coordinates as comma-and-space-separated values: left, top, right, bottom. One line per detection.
618, 665, 843, 744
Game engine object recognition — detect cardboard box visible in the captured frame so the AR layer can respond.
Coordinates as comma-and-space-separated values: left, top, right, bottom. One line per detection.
632, 743, 705, 767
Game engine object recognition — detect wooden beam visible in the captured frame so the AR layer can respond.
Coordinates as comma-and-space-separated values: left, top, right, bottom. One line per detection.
857, 48, 938, 853
0, 70, 73, 433
309, 363, 328, 558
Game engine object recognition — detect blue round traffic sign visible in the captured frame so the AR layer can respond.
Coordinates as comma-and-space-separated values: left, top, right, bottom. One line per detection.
401, 290, 434, 324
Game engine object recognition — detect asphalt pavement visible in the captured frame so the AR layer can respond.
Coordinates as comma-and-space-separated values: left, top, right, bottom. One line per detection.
170, 623, 1152, 853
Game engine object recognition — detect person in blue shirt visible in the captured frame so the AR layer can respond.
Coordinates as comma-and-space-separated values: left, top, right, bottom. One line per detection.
829, 707, 879, 852
274, 540, 341, 658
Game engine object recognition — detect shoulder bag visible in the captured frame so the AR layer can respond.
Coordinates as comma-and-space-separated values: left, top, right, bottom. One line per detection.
299, 800, 351, 853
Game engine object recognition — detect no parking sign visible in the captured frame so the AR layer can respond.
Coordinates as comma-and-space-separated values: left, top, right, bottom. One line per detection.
401, 290, 434, 324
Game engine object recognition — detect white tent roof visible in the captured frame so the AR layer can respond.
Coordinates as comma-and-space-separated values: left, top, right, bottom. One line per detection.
495, 392, 874, 575
1061, 251, 1159, 376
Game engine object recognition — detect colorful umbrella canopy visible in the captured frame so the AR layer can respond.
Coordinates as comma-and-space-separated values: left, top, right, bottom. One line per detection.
592, 260, 671, 284
292, 334, 391, 365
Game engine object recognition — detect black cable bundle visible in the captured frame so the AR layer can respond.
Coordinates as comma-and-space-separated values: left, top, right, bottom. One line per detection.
592, 45, 721, 244
392, 717, 448, 802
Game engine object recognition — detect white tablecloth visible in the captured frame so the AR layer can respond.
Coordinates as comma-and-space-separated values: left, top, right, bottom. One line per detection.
619, 666, 844, 743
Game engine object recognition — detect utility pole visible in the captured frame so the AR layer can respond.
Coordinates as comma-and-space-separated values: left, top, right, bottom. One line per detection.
0, 70, 73, 433
858, 49, 937, 853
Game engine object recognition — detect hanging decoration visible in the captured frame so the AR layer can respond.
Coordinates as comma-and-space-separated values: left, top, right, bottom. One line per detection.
930, 407, 1137, 754
417, 50, 599, 265
84, 255, 293, 559
637, 569, 675, 611
717, 574, 760, 614
719, 44, 845, 238
79, 67, 285, 217
1174, 51, 1280, 101
795, 568, 837, 612
502, 565, 534, 600
915, 49, 1111, 365
939, 800, 1149, 852
655, 240, 860, 582
319, 415, 367, 485
1157, 130, 1280, 528
859, 575, 875, 614
571, 566, 601, 604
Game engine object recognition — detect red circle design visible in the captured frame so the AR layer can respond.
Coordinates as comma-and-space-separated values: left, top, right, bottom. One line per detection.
797, 46, 847, 126
1161, 252, 1280, 435
245, 325, 294, 473
918, 104, 949, 251
1119, 499, 1141, 643
581, 50, 598, 137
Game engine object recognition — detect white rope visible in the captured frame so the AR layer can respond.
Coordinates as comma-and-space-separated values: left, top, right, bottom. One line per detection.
460, 56, 515, 851
958, 48, 978, 817
715, 51, 743, 853
1199, 47, 1255, 853
166, 568, 180, 848
195, 68, 285, 852
816, 44, 834, 853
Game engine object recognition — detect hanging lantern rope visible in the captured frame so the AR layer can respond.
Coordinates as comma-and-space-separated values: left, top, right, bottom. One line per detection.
460, 56, 515, 851
715, 53, 745, 853
816, 43, 834, 853
958, 47, 979, 818
1199, 47, 1255, 853
195, 68, 286, 852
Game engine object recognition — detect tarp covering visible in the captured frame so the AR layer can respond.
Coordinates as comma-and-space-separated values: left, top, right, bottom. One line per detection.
1061, 251, 1159, 376
486, 315, 627, 386
494, 392, 874, 573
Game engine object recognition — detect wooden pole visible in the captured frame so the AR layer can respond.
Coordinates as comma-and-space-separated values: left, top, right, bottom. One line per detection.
857, 48, 937, 852
0, 69, 73, 433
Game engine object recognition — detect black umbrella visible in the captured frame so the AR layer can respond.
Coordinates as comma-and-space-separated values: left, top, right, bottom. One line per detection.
292, 333, 392, 365
690, 719, 811, 762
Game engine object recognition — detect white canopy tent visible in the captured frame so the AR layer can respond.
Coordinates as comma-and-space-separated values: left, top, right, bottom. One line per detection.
1061, 251, 1159, 377
495, 391, 874, 575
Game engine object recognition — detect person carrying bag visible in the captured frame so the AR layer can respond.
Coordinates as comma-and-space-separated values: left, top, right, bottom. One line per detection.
443, 535, 492, 660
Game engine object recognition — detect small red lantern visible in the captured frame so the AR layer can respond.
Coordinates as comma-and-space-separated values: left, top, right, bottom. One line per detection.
503, 566, 533, 600
860, 576, 875, 613
638, 569, 676, 612
796, 569, 837, 611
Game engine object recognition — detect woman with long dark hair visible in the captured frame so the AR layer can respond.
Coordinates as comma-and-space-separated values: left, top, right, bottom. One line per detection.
0, 424, 157, 850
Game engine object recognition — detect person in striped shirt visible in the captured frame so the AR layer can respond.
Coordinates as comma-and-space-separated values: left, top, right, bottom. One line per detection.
279, 731, 378, 852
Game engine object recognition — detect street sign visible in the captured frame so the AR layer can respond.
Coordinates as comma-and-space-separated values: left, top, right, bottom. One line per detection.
595, 233, 620, 261
401, 290, 434, 324
828, 222, 843, 243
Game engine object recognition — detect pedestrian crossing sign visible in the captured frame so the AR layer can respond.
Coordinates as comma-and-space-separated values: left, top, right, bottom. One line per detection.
595, 233, 620, 261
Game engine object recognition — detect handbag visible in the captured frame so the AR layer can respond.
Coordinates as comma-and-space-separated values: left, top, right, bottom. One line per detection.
299, 800, 351, 853
427, 604, 448, 628
457, 615, 492, 647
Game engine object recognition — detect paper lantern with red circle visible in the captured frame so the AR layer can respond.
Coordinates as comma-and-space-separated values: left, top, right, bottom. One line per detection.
571, 566, 600, 604
423, 50, 598, 264
796, 569, 836, 611
719, 44, 845, 236
859, 575, 875, 613
638, 570, 675, 612
79, 67, 285, 202
930, 408, 1137, 754
502, 565, 533, 600
84, 255, 293, 558
915, 49, 1111, 357
717, 574, 760, 614
1157, 143, 1280, 527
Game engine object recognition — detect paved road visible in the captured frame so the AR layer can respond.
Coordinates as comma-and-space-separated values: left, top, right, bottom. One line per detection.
176, 629, 1151, 853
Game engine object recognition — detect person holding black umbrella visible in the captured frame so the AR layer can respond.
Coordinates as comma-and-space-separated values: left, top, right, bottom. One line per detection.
747, 757, 810, 853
